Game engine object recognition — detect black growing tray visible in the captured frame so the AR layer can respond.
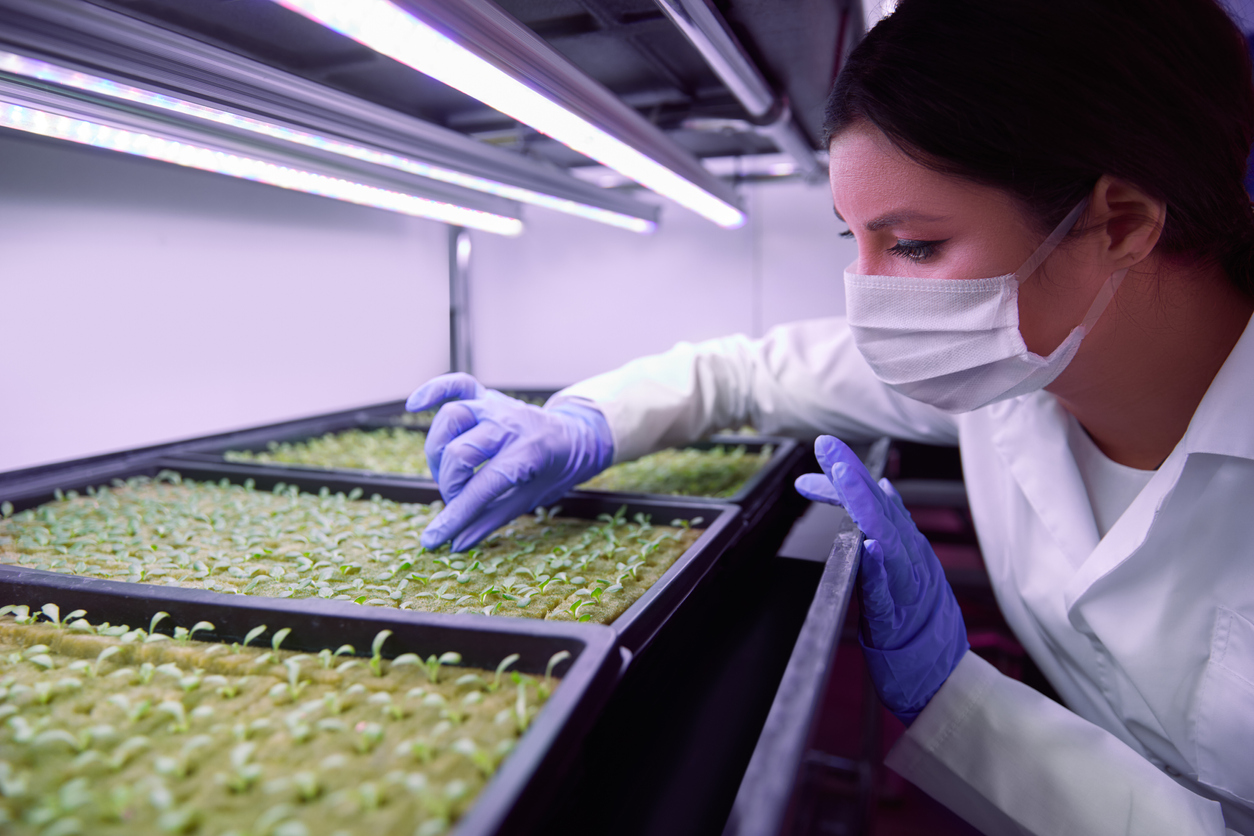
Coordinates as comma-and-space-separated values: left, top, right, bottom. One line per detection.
175, 423, 437, 484
574, 434, 809, 529
0, 399, 412, 500
0, 458, 741, 656
173, 400, 417, 463
0, 565, 621, 836
182, 427, 805, 529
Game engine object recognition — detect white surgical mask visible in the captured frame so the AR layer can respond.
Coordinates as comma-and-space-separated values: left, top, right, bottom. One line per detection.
843, 199, 1127, 413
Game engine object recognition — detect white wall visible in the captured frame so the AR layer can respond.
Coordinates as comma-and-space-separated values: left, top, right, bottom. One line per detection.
0, 132, 451, 473
1, 134, 852, 471
469, 176, 853, 389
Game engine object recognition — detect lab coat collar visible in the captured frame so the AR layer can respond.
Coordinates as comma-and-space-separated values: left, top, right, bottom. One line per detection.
1063, 312, 1254, 614
1176, 312, 1254, 461
987, 313, 1254, 600
988, 394, 1101, 567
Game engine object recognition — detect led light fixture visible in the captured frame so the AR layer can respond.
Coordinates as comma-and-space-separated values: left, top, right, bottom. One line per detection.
0, 101, 523, 235
272, 0, 747, 229
0, 50, 651, 234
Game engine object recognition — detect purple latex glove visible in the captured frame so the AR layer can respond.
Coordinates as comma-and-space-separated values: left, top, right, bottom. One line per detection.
795, 435, 968, 724
406, 373, 614, 552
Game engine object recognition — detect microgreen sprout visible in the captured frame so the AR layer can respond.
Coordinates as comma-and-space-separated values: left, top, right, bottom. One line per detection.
243, 625, 267, 647
514, 683, 530, 733
172, 621, 215, 642
370, 630, 392, 677
543, 650, 571, 698
423, 652, 462, 684
271, 627, 292, 652
224, 742, 262, 793
283, 658, 307, 700
355, 721, 384, 753
491, 654, 520, 692
292, 770, 320, 803
93, 646, 120, 676
149, 611, 170, 635
319, 644, 355, 669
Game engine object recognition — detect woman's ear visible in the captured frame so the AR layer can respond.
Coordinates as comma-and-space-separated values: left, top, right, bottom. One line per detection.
1089, 175, 1167, 270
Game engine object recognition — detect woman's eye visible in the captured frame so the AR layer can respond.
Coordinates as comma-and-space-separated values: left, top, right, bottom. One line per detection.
887, 238, 947, 262
839, 229, 854, 239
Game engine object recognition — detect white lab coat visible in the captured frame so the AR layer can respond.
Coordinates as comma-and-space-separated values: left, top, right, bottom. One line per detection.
554, 316, 1254, 835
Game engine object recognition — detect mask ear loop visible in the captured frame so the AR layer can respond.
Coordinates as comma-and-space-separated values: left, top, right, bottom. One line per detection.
1013, 196, 1126, 336
1077, 267, 1128, 335
1014, 197, 1091, 284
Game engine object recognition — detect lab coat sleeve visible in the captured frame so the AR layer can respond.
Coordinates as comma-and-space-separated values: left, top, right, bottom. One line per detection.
886, 651, 1237, 836
550, 317, 960, 463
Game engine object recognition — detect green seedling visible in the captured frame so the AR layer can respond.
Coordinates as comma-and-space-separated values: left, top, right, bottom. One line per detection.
92, 646, 121, 677
282, 658, 307, 700
355, 722, 384, 753
224, 742, 262, 793
172, 621, 215, 642
369, 630, 392, 677
423, 652, 462, 684
156, 700, 189, 733
542, 650, 570, 699
292, 770, 320, 803
242, 625, 267, 647
451, 738, 500, 777
491, 654, 520, 692
271, 627, 292, 652
39, 604, 87, 628
319, 644, 355, 669
514, 683, 530, 733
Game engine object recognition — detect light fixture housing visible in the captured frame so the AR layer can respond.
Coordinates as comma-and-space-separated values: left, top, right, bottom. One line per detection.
0, 81, 525, 235
0, 0, 662, 233
271, 0, 747, 228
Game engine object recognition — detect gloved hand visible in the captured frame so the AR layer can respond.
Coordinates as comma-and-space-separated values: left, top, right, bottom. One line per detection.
406, 373, 615, 552
795, 435, 968, 725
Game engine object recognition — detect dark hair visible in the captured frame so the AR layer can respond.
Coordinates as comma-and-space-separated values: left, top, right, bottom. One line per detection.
824, 0, 1254, 297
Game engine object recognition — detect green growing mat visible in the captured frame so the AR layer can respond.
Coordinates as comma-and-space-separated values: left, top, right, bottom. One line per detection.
0, 474, 701, 625
578, 444, 773, 499
226, 428, 431, 478
225, 429, 772, 499
0, 604, 558, 836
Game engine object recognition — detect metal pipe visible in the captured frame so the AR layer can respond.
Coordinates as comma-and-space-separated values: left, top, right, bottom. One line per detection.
653, 0, 824, 180
448, 227, 474, 374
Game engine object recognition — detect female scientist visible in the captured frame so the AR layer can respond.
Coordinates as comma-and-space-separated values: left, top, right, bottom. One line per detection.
406, 0, 1254, 832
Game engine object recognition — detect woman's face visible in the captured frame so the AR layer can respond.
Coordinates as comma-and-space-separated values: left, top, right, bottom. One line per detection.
829, 121, 1106, 358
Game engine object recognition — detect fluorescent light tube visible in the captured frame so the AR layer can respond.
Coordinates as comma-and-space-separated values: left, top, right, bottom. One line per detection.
0, 101, 523, 235
0, 50, 650, 234
271, 0, 747, 229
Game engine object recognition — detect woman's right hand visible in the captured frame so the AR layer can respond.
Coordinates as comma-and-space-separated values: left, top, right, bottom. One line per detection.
406, 373, 615, 552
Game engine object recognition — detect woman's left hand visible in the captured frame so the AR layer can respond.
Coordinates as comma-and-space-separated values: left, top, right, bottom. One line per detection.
795, 436, 969, 724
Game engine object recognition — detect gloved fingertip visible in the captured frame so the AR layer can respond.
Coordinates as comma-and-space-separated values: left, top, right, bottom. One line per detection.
419, 529, 446, 550
405, 388, 429, 413
794, 473, 844, 506
815, 434, 859, 470
861, 538, 888, 575
857, 545, 895, 624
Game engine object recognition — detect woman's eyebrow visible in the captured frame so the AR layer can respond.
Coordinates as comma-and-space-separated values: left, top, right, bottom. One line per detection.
831, 207, 949, 228
865, 211, 949, 231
